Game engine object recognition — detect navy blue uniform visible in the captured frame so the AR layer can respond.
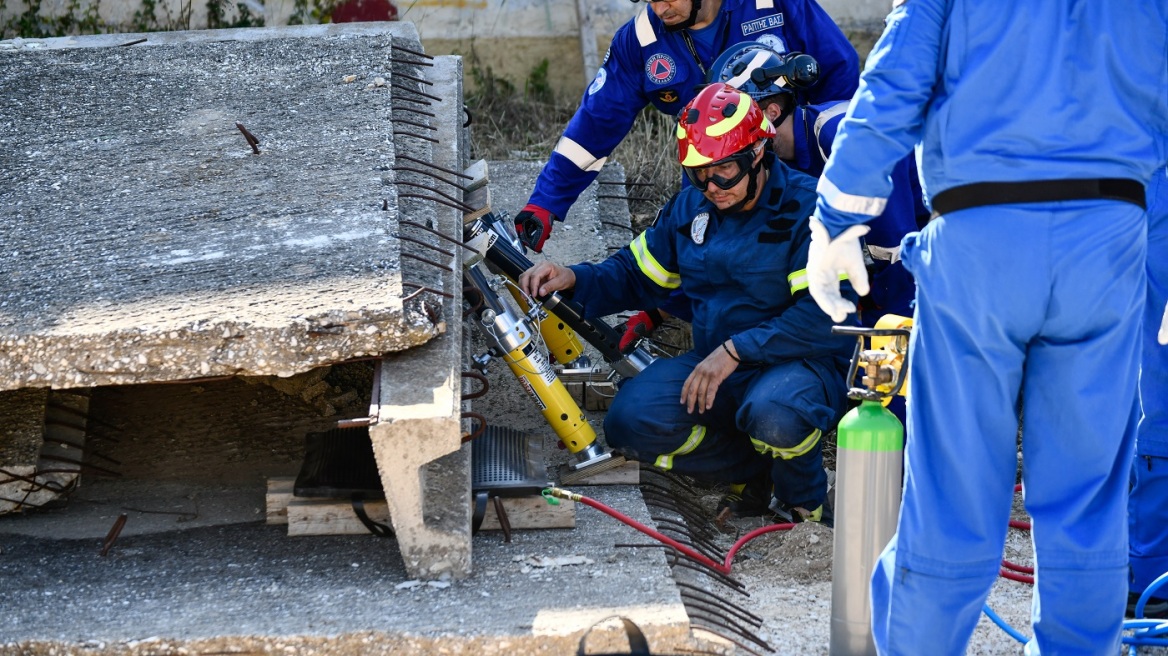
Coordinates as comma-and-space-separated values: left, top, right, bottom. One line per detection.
569, 156, 855, 509
787, 100, 926, 323
528, 0, 859, 222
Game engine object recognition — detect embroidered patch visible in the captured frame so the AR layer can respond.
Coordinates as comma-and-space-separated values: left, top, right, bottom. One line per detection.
658, 89, 679, 104
756, 33, 787, 54
588, 67, 607, 96
691, 212, 709, 244
645, 53, 677, 85
741, 14, 784, 36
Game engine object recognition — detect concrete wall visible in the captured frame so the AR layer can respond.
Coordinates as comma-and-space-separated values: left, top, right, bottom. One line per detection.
2, 0, 888, 97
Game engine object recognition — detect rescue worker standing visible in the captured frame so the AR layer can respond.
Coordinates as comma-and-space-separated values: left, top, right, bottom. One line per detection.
519, 84, 854, 522
1129, 165, 1168, 620
805, 1, 1168, 654
514, 0, 859, 253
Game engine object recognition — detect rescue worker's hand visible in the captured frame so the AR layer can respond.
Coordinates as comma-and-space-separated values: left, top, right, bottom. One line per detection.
681, 340, 740, 414
1160, 301, 1168, 345
619, 310, 663, 353
518, 260, 576, 299
515, 204, 557, 253
806, 217, 871, 323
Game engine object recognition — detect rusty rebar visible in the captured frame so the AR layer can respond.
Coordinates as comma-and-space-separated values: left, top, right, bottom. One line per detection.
461, 411, 487, 443
399, 192, 472, 214
393, 105, 438, 119
390, 43, 434, 60
394, 70, 434, 87
688, 619, 766, 656
401, 251, 455, 273
397, 154, 474, 180
392, 166, 469, 193
401, 220, 478, 253
461, 370, 489, 400
600, 221, 637, 233
388, 56, 435, 68
396, 181, 470, 213
119, 38, 147, 47
397, 233, 454, 258
390, 91, 435, 107
391, 82, 442, 102
100, 514, 128, 557
687, 610, 772, 653
597, 195, 655, 202
675, 581, 764, 624
393, 117, 438, 133
680, 590, 763, 629
393, 130, 440, 145
401, 282, 455, 300
235, 122, 260, 154
491, 495, 512, 543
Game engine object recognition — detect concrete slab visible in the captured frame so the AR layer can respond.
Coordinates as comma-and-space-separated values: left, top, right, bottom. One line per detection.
0, 24, 445, 390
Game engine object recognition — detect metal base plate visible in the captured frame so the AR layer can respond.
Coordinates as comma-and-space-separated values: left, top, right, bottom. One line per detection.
472, 426, 548, 497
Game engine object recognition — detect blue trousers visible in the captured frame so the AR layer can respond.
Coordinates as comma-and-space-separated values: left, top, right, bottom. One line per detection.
604, 351, 842, 509
1130, 170, 1168, 595
871, 201, 1146, 656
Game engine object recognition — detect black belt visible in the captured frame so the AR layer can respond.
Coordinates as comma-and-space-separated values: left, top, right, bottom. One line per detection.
931, 178, 1146, 216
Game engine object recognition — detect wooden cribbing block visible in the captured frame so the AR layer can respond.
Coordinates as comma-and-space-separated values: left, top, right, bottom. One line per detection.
266, 477, 575, 535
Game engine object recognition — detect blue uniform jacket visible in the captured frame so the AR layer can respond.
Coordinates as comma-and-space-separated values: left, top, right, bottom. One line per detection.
568, 155, 855, 388
530, 0, 860, 221
815, 0, 1168, 237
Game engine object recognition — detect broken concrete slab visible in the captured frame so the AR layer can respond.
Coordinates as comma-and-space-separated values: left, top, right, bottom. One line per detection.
0, 24, 446, 391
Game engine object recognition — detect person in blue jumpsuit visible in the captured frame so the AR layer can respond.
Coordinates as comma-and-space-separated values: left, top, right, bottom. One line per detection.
1130, 166, 1168, 620
513, 0, 859, 253
519, 84, 855, 522
710, 42, 926, 325
803, 0, 1168, 653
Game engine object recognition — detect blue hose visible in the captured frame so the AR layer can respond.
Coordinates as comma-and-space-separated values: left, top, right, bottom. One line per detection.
982, 569, 1168, 653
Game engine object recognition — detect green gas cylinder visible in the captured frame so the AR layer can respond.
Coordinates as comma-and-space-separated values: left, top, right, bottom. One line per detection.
828, 343, 907, 656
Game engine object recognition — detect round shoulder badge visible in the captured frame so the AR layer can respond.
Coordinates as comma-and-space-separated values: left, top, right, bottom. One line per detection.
588, 67, 607, 96
756, 33, 787, 54
645, 53, 678, 85
691, 212, 709, 245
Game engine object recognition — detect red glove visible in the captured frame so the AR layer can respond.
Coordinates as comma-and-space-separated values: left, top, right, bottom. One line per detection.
619, 310, 663, 353
515, 204, 556, 253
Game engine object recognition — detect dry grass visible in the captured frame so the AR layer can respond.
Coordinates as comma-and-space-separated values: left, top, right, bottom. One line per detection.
466, 85, 680, 226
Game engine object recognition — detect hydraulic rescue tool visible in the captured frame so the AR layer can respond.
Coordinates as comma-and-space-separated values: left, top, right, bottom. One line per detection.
462, 210, 655, 481
828, 319, 911, 656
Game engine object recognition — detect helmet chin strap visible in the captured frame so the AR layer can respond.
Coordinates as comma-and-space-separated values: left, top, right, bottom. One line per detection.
719, 155, 765, 216
662, 0, 703, 32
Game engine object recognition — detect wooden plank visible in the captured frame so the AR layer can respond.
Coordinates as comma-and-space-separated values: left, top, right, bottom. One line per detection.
268, 477, 576, 536
266, 477, 294, 525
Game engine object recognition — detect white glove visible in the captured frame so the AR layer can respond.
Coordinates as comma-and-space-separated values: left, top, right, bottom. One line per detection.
806, 218, 871, 323
1159, 301, 1167, 345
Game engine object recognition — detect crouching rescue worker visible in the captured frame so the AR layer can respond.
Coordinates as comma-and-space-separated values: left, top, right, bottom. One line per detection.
519, 84, 855, 523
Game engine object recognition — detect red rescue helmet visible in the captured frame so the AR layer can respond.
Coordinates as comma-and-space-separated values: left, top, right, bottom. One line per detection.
676, 83, 775, 168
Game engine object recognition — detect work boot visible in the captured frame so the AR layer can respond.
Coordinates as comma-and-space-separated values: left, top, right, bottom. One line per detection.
770, 499, 834, 528
715, 473, 772, 519
1127, 591, 1168, 619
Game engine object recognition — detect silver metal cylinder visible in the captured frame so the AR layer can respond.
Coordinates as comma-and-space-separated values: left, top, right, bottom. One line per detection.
830, 402, 904, 656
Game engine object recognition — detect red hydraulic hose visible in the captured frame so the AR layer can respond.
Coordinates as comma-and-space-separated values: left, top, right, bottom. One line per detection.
545, 487, 795, 575
1000, 483, 1034, 584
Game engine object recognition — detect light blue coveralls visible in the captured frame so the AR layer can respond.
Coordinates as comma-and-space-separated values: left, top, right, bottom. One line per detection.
813, 1, 1168, 654
1130, 166, 1168, 602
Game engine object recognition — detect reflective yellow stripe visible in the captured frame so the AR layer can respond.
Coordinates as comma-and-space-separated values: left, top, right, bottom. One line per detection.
788, 269, 808, 293
788, 269, 848, 294
706, 91, 751, 138
680, 144, 714, 167
750, 428, 822, 460
631, 233, 681, 289
654, 425, 707, 470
